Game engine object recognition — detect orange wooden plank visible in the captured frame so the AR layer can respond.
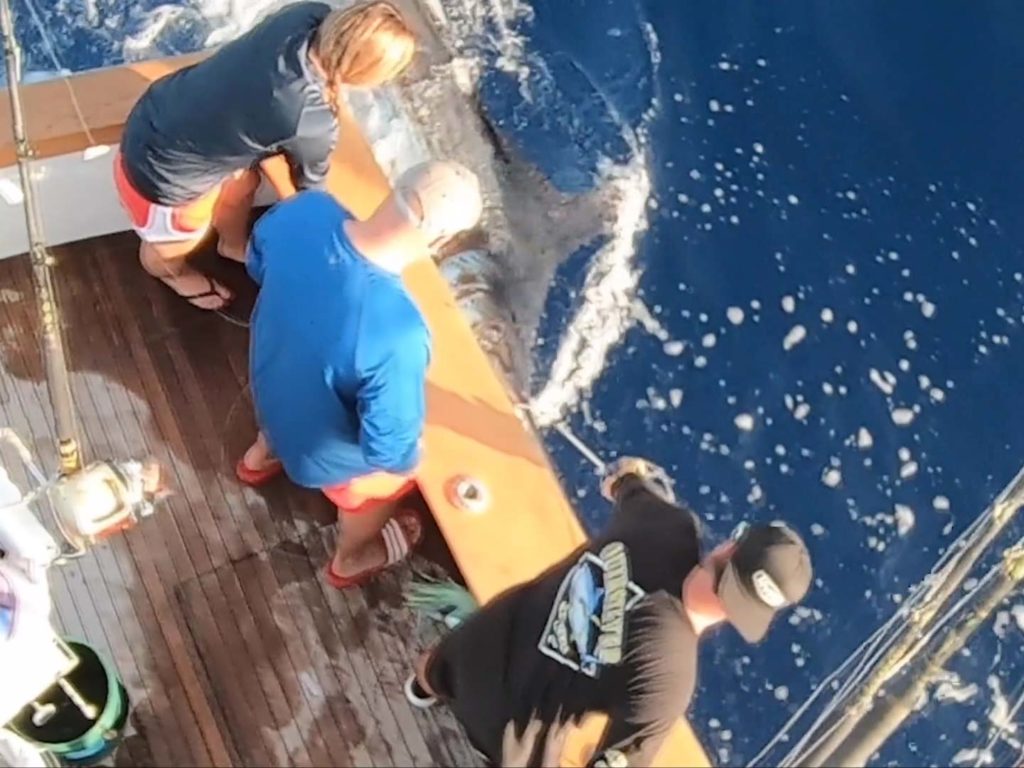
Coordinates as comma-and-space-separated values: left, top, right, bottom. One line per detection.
0, 54, 206, 166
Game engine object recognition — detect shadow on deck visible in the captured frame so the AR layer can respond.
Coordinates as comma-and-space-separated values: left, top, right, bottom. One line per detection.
0, 232, 477, 767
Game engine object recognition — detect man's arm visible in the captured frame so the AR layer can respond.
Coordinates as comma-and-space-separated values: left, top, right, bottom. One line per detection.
356, 333, 429, 474
587, 597, 693, 768
605, 473, 701, 541
284, 101, 337, 191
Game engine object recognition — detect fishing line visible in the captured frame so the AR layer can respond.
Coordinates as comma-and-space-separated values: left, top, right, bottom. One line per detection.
21, 0, 98, 147
762, 502, 1005, 766
974, 674, 1024, 768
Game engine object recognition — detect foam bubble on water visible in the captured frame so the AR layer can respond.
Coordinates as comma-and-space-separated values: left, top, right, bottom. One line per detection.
898, 447, 911, 462
930, 387, 946, 403
787, 194, 800, 206
669, 389, 684, 408
986, 676, 1015, 735
735, 413, 755, 431
936, 679, 980, 710
900, 461, 919, 480
694, 355, 708, 368
702, 333, 717, 349
781, 295, 796, 313
847, 319, 859, 334
894, 504, 916, 536
753, 142, 765, 154
994, 611, 1012, 640
857, 427, 874, 449
953, 749, 992, 767
810, 523, 825, 536
708, 99, 722, 112
783, 325, 807, 350
933, 495, 951, 512
869, 369, 895, 396
774, 686, 790, 702
793, 402, 811, 421
891, 408, 916, 426
921, 300, 937, 319
822, 467, 842, 488
1012, 605, 1024, 633
820, 307, 834, 324
663, 340, 685, 356
727, 306, 745, 325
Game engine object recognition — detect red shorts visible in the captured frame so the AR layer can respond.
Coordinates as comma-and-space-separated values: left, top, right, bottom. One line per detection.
322, 472, 417, 513
113, 151, 223, 243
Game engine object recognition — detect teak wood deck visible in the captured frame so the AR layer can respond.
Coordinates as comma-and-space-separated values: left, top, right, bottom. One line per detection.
0, 236, 479, 767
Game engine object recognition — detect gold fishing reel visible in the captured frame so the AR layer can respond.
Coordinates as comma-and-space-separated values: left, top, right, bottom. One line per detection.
47, 459, 166, 555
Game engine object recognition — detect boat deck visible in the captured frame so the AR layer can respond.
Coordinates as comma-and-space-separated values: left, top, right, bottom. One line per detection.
0, 233, 479, 767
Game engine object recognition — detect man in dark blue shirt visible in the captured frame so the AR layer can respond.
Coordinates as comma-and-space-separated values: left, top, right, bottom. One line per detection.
113, 1, 415, 310
237, 160, 483, 588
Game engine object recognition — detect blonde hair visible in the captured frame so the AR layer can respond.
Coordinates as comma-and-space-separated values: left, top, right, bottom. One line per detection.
314, 1, 416, 87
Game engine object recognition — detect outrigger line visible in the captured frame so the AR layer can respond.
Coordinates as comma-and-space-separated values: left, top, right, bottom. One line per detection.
0, 0, 81, 475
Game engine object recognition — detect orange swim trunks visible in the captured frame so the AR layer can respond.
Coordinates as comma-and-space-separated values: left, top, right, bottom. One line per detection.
113, 151, 223, 243
322, 472, 417, 513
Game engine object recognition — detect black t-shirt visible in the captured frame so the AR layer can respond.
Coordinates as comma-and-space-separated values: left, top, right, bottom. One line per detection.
429, 475, 702, 767
120, 2, 338, 204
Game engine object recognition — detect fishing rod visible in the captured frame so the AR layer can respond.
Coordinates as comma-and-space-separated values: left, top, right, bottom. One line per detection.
0, 1, 168, 558
0, 0, 80, 475
817, 542, 1024, 767
768, 462, 1024, 767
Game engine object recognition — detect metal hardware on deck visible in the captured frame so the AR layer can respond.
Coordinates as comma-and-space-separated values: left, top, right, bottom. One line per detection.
446, 475, 490, 514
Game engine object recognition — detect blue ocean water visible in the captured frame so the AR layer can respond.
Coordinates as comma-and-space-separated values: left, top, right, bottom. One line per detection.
16, 0, 1024, 764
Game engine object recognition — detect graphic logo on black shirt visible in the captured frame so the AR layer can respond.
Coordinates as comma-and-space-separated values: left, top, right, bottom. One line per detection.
538, 542, 645, 677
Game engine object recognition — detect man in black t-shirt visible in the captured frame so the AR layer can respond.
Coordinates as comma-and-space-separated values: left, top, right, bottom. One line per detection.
406, 458, 814, 767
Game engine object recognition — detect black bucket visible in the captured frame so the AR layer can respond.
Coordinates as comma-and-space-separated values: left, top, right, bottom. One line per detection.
8, 640, 131, 766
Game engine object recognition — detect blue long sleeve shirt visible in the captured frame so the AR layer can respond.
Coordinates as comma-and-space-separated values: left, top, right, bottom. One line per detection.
248, 191, 430, 488
121, 2, 337, 205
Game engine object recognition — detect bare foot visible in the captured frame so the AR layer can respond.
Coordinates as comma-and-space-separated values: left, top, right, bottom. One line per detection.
139, 249, 232, 310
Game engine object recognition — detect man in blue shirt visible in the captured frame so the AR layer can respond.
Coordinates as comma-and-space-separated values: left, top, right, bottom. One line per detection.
237, 160, 482, 588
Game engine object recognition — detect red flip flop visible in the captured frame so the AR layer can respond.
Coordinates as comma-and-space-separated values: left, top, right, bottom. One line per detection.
235, 457, 283, 487
325, 510, 422, 590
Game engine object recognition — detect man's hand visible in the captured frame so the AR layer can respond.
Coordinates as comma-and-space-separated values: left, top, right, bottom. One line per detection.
600, 457, 657, 502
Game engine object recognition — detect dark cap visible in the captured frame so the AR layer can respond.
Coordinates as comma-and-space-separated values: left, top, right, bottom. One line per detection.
716, 521, 812, 643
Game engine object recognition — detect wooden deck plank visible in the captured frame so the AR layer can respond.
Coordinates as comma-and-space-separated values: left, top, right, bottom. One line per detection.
262, 537, 384, 768
229, 553, 345, 767
244, 543, 384, 768
254, 541, 360, 767
69, 242, 238, 767
310, 527, 438, 767
59, 238, 197, 768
